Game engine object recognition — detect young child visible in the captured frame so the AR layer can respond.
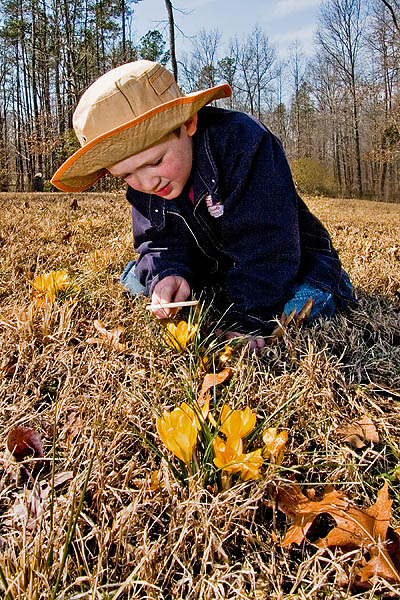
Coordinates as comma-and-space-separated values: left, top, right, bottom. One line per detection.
51, 60, 356, 348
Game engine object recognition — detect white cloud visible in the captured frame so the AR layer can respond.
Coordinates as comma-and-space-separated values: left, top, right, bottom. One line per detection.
271, 24, 317, 55
271, 0, 321, 19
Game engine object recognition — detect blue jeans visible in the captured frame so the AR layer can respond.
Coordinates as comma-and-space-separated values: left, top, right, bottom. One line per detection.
121, 260, 148, 296
121, 260, 351, 322
283, 283, 336, 320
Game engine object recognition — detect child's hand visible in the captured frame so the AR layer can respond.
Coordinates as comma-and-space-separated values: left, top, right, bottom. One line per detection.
217, 330, 266, 354
225, 331, 266, 351
150, 276, 190, 319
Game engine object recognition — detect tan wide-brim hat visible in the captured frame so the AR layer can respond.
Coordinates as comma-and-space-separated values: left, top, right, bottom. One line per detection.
51, 60, 232, 192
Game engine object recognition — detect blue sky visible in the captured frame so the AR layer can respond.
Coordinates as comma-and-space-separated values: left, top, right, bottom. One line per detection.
130, 0, 322, 59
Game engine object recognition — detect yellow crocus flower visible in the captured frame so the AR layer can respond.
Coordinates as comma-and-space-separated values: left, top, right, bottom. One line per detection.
238, 448, 264, 481
218, 344, 233, 366
32, 270, 79, 305
180, 401, 209, 430
213, 436, 263, 481
220, 405, 257, 438
166, 320, 197, 351
213, 436, 244, 475
262, 428, 288, 464
156, 404, 198, 466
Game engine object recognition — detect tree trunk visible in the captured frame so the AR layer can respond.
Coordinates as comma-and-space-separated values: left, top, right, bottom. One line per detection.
164, 0, 178, 81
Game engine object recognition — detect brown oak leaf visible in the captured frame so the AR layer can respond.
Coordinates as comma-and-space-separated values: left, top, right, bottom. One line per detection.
265, 298, 314, 345
278, 482, 400, 584
87, 319, 126, 352
197, 368, 232, 407
7, 426, 44, 461
338, 415, 380, 449
278, 484, 349, 545
1, 357, 18, 376
294, 297, 314, 325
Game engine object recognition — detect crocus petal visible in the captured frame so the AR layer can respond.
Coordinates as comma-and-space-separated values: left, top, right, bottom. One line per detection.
166, 322, 181, 351
32, 270, 78, 305
238, 448, 264, 481
176, 321, 189, 346
166, 321, 197, 351
218, 344, 233, 365
262, 428, 288, 464
213, 436, 243, 474
220, 405, 257, 438
156, 405, 198, 466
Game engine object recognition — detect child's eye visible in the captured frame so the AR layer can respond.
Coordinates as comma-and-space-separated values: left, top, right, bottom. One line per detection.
149, 158, 162, 167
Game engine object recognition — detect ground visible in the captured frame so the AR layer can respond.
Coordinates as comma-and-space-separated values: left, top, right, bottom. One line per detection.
0, 192, 399, 599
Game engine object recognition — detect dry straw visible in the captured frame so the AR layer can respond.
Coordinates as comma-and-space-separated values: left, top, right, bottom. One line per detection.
0, 192, 399, 599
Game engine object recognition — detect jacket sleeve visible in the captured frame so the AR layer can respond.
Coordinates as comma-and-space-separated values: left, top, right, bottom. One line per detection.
214, 117, 301, 334
127, 188, 196, 295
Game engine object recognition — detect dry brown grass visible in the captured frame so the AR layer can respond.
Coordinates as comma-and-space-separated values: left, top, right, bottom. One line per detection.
0, 192, 399, 599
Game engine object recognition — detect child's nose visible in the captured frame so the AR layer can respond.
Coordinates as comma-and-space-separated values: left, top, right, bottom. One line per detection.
126, 173, 159, 193
145, 175, 162, 194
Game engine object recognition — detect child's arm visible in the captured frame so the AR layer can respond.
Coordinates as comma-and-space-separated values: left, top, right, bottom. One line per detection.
127, 191, 198, 299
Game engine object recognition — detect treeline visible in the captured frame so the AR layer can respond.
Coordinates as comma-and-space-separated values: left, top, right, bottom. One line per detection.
1, 0, 400, 201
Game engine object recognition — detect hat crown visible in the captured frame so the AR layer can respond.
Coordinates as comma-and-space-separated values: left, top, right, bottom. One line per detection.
73, 60, 183, 146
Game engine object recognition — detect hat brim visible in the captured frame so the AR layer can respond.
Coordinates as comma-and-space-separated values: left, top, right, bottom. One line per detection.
51, 83, 231, 192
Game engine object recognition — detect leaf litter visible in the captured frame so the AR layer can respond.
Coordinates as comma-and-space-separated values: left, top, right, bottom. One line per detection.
0, 193, 399, 599
278, 482, 400, 584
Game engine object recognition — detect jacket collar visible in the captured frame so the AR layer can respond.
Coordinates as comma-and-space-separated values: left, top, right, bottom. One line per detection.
191, 116, 222, 205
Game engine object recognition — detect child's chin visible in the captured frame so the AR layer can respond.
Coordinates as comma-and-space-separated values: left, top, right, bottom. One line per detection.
163, 188, 180, 200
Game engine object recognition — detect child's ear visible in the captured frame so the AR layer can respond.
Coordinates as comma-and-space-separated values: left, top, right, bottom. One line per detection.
184, 114, 198, 137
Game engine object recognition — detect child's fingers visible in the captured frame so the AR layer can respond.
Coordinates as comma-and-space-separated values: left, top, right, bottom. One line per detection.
150, 276, 191, 319
147, 300, 197, 318
250, 336, 266, 349
222, 331, 266, 351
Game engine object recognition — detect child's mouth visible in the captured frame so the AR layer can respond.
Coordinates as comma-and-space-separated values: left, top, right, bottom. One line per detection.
156, 183, 171, 197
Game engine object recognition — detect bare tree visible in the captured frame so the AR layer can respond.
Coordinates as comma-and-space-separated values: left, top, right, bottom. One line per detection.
184, 28, 221, 91
233, 26, 277, 119
288, 41, 307, 159
379, 0, 400, 32
309, 52, 348, 192
317, 0, 368, 196
364, 0, 400, 200
164, 0, 178, 80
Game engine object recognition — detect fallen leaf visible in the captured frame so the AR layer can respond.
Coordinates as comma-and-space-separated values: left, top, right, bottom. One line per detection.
278, 482, 400, 584
265, 309, 296, 344
53, 471, 74, 487
149, 470, 161, 492
338, 416, 379, 449
7, 471, 73, 531
1, 357, 18, 376
278, 484, 349, 545
294, 297, 314, 324
64, 412, 82, 447
197, 367, 232, 407
7, 426, 44, 461
87, 319, 126, 352
265, 298, 314, 345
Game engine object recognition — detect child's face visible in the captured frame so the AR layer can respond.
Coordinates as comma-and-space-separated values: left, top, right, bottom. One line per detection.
107, 115, 197, 199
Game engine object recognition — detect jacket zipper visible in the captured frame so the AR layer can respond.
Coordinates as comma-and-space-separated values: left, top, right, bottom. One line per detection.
168, 210, 219, 271
193, 194, 236, 264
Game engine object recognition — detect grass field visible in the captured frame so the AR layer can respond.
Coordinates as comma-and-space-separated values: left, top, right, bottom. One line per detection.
0, 192, 399, 599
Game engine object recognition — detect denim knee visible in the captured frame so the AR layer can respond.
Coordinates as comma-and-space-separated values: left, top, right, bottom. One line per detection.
283, 282, 336, 321
121, 260, 148, 297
